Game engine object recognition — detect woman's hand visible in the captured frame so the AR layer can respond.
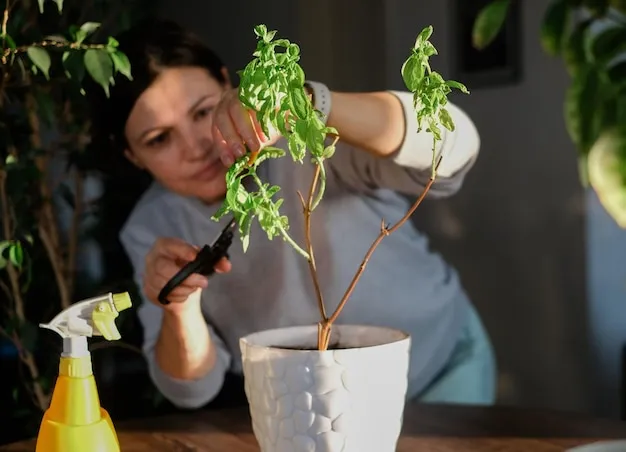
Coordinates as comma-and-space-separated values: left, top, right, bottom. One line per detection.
212, 88, 280, 167
143, 237, 231, 313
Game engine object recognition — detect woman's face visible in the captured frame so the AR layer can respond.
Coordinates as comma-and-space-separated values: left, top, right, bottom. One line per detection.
124, 66, 231, 203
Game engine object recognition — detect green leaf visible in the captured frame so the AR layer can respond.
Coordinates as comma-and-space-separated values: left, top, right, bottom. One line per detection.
439, 108, 455, 132
62, 50, 85, 82
84, 49, 113, 96
52, 0, 63, 12
254, 24, 267, 38
239, 213, 253, 252
107, 36, 119, 49
401, 56, 420, 92
564, 19, 593, 76
416, 26, 434, 47
540, 0, 572, 56
588, 26, 626, 67
2, 33, 16, 50
111, 50, 132, 80
26, 47, 51, 79
472, 0, 511, 50
446, 80, 470, 94
75, 22, 100, 44
38, 0, 44, 13
564, 66, 604, 155
587, 127, 626, 227
289, 87, 309, 119
9, 242, 23, 268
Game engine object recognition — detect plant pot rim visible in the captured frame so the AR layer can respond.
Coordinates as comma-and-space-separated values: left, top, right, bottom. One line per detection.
239, 323, 411, 352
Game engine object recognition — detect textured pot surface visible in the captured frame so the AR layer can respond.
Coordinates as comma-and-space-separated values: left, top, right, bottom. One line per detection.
240, 324, 411, 452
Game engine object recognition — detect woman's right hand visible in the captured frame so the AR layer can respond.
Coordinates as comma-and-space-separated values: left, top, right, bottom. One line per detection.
143, 237, 231, 312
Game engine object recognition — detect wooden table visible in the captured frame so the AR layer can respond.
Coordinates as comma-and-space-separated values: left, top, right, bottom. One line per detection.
2, 403, 626, 451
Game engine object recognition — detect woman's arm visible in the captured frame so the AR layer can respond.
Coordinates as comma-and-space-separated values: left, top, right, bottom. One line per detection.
120, 202, 231, 410
155, 289, 219, 380
325, 89, 480, 179
311, 85, 481, 197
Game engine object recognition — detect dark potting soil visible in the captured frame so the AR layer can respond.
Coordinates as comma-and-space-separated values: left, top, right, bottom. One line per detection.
272, 344, 350, 350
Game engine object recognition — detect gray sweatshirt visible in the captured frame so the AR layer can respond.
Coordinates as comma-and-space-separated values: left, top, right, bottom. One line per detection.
120, 89, 480, 409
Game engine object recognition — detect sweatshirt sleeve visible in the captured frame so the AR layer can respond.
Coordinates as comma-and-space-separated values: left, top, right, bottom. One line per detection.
327, 90, 480, 198
119, 212, 232, 409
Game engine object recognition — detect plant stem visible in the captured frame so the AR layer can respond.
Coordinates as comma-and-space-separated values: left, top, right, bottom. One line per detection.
0, 171, 49, 411
2, 40, 107, 62
297, 163, 327, 322
2, 0, 9, 37
251, 172, 310, 259
26, 93, 71, 309
318, 154, 442, 349
0, 171, 22, 320
66, 163, 84, 302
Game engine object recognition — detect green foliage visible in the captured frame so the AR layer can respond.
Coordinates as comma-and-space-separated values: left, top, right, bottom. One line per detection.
213, 24, 467, 256
472, 0, 511, 50
212, 24, 338, 257
0, 0, 153, 439
472, 0, 626, 226
401, 25, 469, 177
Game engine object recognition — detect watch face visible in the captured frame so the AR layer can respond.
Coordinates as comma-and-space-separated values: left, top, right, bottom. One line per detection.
567, 441, 626, 452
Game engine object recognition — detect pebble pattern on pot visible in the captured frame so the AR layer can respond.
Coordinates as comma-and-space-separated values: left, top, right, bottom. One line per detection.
241, 340, 411, 452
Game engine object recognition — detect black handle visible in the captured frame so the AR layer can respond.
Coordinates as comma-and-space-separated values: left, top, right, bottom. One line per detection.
157, 220, 236, 305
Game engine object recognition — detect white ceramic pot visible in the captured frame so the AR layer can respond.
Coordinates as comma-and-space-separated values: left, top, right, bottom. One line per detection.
239, 324, 411, 452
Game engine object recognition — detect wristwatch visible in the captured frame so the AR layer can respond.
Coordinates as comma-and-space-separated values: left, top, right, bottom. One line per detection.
304, 80, 332, 122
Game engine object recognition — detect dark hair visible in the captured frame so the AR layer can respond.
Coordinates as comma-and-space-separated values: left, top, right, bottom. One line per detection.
89, 19, 226, 165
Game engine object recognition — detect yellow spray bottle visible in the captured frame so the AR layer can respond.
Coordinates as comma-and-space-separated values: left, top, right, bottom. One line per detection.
35, 291, 133, 452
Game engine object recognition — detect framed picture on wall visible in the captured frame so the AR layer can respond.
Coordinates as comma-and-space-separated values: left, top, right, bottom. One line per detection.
449, 0, 522, 89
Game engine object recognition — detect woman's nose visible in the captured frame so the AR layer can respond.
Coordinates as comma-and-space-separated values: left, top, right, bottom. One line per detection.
182, 131, 211, 160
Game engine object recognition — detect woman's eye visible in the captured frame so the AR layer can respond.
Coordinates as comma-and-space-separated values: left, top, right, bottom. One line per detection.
146, 132, 169, 147
194, 107, 212, 121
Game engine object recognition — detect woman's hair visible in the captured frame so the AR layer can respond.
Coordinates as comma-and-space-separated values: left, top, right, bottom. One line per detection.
89, 19, 226, 163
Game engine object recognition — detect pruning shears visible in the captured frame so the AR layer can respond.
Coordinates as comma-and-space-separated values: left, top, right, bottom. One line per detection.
157, 217, 237, 305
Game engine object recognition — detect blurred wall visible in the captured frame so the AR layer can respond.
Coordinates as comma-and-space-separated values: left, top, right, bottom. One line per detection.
156, 0, 593, 414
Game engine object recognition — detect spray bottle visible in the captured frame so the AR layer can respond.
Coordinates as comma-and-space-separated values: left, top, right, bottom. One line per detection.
35, 291, 133, 452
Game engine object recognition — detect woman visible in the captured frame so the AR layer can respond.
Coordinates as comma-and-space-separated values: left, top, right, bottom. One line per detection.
94, 19, 496, 410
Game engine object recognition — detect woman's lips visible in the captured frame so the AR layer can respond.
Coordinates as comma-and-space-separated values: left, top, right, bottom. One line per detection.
193, 159, 222, 181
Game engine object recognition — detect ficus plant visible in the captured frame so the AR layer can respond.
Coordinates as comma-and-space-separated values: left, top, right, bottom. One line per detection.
214, 24, 469, 350
473, 0, 626, 226
0, 0, 150, 439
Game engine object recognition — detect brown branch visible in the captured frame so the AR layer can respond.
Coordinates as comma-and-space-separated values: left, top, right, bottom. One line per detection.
297, 163, 326, 322
0, 170, 23, 320
2, 40, 107, 62
38, 223, 70, 308
66, 168, 83, 301
0, 314, 49, 410
2, 0, 10, 37
317, 156, 443, 351
26, 93, 71, 309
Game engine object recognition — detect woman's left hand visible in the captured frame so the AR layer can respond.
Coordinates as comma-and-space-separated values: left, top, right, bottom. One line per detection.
212, 88, 280, 167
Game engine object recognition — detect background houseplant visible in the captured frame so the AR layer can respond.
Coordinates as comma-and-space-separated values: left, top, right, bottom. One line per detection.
473, 0, 626, 226
0, 0, 156, 443
212, 24, 468, 452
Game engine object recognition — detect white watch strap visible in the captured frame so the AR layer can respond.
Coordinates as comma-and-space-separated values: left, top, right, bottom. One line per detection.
305, 80, 332, 122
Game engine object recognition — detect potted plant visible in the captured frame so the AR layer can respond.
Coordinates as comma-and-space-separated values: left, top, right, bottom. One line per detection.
212, 24, 469, 452
472, 0, 626, 227
0, 0, 151, 441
